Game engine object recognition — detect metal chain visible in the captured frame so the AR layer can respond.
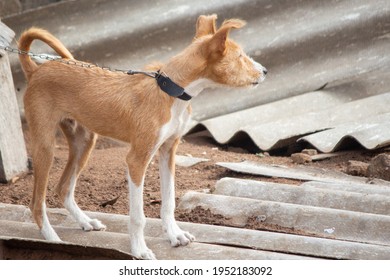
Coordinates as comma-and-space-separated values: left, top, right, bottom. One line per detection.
0, 44, 192, 100
0, 44, 157, 77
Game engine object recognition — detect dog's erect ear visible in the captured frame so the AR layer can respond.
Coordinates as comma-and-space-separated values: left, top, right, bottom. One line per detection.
195, 14, 217, 38
208, 19, 246, 55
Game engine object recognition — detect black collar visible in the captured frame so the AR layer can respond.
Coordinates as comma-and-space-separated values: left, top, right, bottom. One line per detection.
127, 70, 192, 101
155, 71, 192, 101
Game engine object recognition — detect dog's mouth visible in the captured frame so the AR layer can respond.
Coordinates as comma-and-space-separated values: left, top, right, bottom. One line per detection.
252, 75, 266, 86
251, 62, 267, 86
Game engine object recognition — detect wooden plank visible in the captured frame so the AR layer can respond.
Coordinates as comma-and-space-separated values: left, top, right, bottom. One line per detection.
0, 20, 28, 183
0, 21, 15, 47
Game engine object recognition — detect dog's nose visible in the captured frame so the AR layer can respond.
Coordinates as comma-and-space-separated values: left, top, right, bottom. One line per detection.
263, 68, 268, 75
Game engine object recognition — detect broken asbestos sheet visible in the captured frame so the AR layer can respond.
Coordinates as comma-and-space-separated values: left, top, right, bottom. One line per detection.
216, 161, 390, 186
175, 155, 209, 167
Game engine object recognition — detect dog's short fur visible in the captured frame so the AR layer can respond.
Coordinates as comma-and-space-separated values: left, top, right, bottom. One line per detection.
18, 14, 266, 259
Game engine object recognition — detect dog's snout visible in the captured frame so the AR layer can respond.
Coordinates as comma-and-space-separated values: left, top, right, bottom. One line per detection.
253, 60, 267, 78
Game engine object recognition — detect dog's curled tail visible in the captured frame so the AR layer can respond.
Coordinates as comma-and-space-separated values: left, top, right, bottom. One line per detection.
18, 27, 74, 80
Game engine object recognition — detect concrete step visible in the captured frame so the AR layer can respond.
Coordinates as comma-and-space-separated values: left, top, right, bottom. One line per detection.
1, 203, 390, 259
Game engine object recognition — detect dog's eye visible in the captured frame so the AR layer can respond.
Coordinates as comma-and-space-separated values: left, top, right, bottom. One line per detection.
238, 53, 243, 58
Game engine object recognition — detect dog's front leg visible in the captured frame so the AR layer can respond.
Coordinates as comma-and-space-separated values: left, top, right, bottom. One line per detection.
159, 138, 195, 247
126, 150, 156, 260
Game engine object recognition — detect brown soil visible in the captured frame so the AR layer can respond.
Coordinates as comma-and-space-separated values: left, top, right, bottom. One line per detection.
0, 128, 387, 230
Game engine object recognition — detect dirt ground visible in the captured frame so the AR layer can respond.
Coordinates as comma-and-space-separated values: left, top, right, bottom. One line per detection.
0, 127, 387, 229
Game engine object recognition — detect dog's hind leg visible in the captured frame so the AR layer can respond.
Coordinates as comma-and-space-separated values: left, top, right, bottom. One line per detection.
56, 119, 106, 231
27, 106, 61, 241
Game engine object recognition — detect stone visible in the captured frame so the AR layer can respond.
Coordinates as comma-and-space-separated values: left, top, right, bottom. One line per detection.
346, 160, 369, 177
367, 153, 390, 181
291, 153, 312, 164
301, 149, 318, 156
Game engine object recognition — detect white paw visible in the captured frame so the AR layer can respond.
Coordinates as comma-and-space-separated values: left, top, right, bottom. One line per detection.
81, 219, 106, 232
90, 219, 107, 231
139, 248, 157, 260
169, 229, 195, 247
41, 228, 62, 242
41, 217, 62, 242
130, 242, 156, 260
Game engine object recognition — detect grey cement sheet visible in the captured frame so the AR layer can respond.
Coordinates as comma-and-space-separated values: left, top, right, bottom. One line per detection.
178, 191, 390, 246
214, 177, 390, 215
4, 0, 390, 152
0, 204, 314, 260
2, 203, 390, 259
216, 160, 390, 186
298, 113, 390, 152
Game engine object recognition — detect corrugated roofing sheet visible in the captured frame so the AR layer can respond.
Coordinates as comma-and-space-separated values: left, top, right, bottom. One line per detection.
299, 113, 390, 152
178, 176, 390, 249
4, 0, 390, 152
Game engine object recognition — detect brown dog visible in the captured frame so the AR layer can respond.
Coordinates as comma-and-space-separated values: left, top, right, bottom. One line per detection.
18, 14, 267, 259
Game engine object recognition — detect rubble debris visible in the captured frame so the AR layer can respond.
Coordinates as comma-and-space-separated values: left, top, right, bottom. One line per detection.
367, 153, 390, 181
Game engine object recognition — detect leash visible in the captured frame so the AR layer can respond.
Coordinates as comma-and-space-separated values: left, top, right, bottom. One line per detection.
0, 44, 192, 101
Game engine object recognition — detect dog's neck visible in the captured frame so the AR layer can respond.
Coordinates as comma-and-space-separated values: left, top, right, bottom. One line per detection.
159, 43, 216, 100
184, 78, 218, 98
159, 67, 219, 100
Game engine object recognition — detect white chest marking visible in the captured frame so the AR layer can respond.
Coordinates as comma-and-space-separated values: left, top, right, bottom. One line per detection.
157, 78, 218, 144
